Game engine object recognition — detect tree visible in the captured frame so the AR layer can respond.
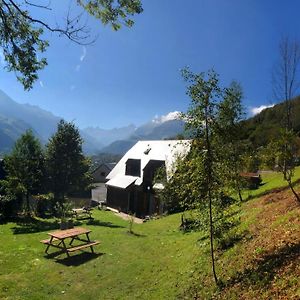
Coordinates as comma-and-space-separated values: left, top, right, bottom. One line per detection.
179, 68, 244, 285
217, 81, 246, 201
271, 37, 300, 203
3, 130, 44, 215
272, 37, 300, 130
0, 0, 143, 89
46, 120, 91, 207
181, 68, 221, 285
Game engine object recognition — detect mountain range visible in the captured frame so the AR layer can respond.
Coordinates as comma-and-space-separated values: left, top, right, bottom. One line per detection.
0, 90, 185, 155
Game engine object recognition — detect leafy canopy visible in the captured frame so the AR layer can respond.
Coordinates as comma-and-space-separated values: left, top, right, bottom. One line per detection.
0, 0, 143, 89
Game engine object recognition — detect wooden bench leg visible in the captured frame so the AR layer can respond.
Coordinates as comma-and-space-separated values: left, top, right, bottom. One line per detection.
45, 236, 54, 254
61, 239, 70, 257
69, 237, 75, 246
45, 244, 50, 254
85, 233, 94, 253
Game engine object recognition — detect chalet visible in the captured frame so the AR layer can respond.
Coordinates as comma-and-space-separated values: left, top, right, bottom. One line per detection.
105, 140, 191, 218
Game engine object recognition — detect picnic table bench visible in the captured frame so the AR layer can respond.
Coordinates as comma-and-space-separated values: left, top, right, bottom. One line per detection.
40, 227, 99, 257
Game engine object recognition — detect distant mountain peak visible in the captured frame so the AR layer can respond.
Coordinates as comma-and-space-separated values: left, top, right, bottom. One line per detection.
0, 89, 185, 156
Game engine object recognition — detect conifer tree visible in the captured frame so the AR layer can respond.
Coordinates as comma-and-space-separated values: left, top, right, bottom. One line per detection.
46, 120, 91, 207
4, 130, 44, 215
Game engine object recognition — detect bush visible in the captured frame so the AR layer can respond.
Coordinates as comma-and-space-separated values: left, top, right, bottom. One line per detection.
0, 194, 22, 219
34, 194, 55, 217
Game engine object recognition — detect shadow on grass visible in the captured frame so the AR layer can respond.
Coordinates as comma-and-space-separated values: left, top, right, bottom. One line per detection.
49, 252, 104, 267
86, 219, 125, 229
224, 242, 300, 288
126, 231, 146, 237
218, 230, 249, 251
11, 218, 59, 234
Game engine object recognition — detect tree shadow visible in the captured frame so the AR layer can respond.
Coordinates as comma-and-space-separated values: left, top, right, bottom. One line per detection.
86, 219, 125, 229
224, 242, 300, 288
46, 252, 105, 267
126, 231, 146, 237
11, 218, 59, 234
218, 230, 249, 251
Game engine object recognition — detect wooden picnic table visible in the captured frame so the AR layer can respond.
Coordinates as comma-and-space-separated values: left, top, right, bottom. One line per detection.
40, 227, 99, 257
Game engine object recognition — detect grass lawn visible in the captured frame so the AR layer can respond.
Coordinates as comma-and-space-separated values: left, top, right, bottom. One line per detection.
0, 169, 299, 299
242, 167, 300, 200
0, 211, 203, 300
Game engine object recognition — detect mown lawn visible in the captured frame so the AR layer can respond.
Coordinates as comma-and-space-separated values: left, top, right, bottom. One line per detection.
0, 211, 203, 300
242, 167, 300, 200
0, 169, 299, 299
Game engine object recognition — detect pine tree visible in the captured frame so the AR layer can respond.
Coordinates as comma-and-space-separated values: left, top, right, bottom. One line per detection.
46, 120, 91, 207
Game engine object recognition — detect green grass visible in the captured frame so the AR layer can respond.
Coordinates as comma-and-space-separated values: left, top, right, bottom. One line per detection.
242, 166, 300, 200
0, 211, 205, 300
0, 168, 299, 299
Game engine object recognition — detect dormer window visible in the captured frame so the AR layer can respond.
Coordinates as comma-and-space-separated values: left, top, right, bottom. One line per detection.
125, 159, 141, 177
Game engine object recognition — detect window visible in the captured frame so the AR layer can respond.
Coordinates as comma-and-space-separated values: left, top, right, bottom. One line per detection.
125, 159, 141, 177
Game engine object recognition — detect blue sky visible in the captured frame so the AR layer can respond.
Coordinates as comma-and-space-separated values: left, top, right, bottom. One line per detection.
1, 0, 300, 129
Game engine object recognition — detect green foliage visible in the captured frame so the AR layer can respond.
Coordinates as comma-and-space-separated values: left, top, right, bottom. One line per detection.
180, 68, 243, 235
0, 1, 143, 89
2, 130, 44, 214
34, 193, 55, 218
241, 96, 300, 147
216, 81, 247, 199
54, 200, 73, 222
78, 0, 143, 31
0, 188, 22, 218
45, 120, 92, 206
261, 129, 300, 200
157, 68, 246, 284
0, 2, 48, 90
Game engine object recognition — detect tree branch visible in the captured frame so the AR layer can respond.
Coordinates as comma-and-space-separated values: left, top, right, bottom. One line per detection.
7, 0, 95, 45
24, 0, 52, 10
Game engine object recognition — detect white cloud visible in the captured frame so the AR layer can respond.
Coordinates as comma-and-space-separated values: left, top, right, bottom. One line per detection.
250, 104, 274, 116
152, 111, 181, 124
80, 46, 87, 62
39, 81, 44, 88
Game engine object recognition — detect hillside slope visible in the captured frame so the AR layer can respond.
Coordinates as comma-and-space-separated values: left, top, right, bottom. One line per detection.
242, 95, 300, 147
184, 174, 300, 299
0, 90, 60, 142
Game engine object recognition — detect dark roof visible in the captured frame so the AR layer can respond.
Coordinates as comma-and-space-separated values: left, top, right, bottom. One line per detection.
92, 162, 116, 174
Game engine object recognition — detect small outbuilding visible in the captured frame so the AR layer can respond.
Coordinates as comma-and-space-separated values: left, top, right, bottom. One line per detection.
91, 163, 116, 183
105, 140, 191, 218
91, 163, 116, 204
